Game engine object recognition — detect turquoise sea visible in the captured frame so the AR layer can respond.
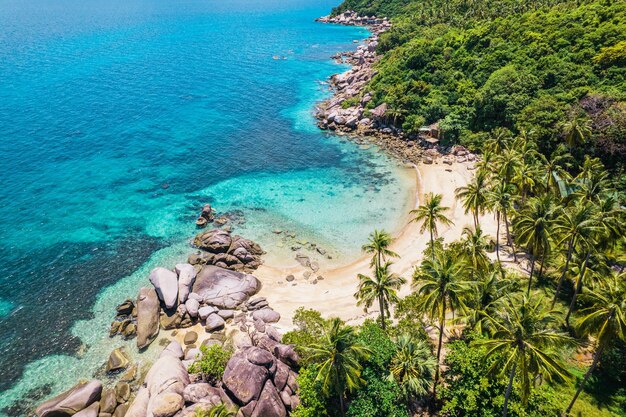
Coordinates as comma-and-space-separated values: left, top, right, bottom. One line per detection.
0, 0, 413, 414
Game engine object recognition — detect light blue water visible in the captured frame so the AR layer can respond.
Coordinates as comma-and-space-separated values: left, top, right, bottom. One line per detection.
0, 0, 413, 414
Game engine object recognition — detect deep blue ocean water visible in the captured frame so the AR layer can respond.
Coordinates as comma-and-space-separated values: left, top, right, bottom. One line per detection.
0, 0, 413, 414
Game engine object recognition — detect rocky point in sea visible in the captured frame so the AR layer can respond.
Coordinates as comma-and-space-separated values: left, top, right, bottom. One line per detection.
315, 11, 478, 166
34, 203, 301, 417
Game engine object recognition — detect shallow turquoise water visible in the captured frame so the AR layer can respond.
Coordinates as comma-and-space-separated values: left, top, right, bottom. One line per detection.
0, 0, 412, 414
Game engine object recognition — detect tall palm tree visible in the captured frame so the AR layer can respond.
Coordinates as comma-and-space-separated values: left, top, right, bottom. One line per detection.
455, 170, 490, 229
478, 295, 572, 417
513, 195, 556, 295
309, 318, 372, 416
563, 113, 592, 151
487, 179, 516, 263
410, 193, 454, 254
412, 249, 472, 399
565, 274, 626, 415
512, 160, 540, 206
552, 202, 599, 307
354, 261, 406, 330
362, 229, 399, 270
459, 226, 491, 277
538, 146, 573, 196
465, 268, 517, 335
388, 334, 436, 411
485, 127, 512, 154
565, 245, 597, 326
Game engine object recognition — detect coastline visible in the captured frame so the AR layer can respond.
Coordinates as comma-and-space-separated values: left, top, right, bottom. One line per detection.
19, 8, 492, 417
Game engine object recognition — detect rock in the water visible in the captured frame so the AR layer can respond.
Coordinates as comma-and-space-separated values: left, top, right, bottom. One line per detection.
251, 381, 286, 417
149, 267, 179, 309
175, 263, 197, 304
99, 390, 117, 414
184, 298, 200, 318
136, 287, 160, 349
106, 348, 130, 373
193, 229, 232, 253
222, 354, 269, 405
36, 380, 102, 417
116, 299, 134, 316
252, 309, 280, 324
205, 314, 225, 332
160, 341, 184, 360
184, 331, 198, 345
192, 265, 261, 309
115, 382, 131, 404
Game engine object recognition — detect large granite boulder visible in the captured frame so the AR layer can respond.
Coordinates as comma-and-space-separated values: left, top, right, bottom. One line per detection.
175, 264, 196, 304
73, 402, 99, 417
137, 287, 160, 349
160, 341, 184, 360
124, 386, 149, 417
184, 298, 199, 318
194, 229, 232, 253
182, 383, 222, 404
251, 380, 286, 417
192, 266, 261, 309
274, 344, 300, 369
252, 308, 280, 324
139, 355, 190, 417
151, 392, 184, 417
205, 314, 225, 332
149, 267, 179, 309
36, 380, 102, 417
222, 353, 269, 405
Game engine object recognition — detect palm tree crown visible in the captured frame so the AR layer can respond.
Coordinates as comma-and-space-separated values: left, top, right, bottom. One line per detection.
354, 261, 406, 330
411, 193, 454, 252
388, 335, 436, 408
361, 229, 399, 269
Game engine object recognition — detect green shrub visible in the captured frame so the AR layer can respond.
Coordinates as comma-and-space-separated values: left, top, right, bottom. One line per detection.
188, 344, 231, 383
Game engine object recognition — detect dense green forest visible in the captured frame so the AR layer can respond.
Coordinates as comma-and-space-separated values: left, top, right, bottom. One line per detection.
332, 0, 626, 172
271, 1, 626, 417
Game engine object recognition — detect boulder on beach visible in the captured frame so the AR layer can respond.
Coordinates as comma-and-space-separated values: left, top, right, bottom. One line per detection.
160, 341, 184, 359
149, 267, 179, 309
192, 265, 261, 309
36, 380, 102, 417
175, 263, 197, 304
205, 314, 225, 332
185, 298, 200, 318
252, 308, 280, 324
136, 287, 160, 349
223, 353, 269, 405
251, 380, 286, 417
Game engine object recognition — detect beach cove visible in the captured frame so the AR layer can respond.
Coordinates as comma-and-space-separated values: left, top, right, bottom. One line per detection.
0, 0, 418, 415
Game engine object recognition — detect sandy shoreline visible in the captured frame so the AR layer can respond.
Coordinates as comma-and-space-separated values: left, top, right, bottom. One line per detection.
252, 160, 496, 331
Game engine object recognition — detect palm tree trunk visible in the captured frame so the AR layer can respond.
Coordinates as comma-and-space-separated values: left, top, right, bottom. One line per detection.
338, 387, 346, 417
473, 208, 479, 229
503, 210, 517, 262
430, 228, 435, 260
496, 211, 501, 263
552, 237, 574, 308
565, 343, 606, 415
538, 246, 547, 278
503, 362, 517, 417
378, 294, 386, 330
433, 299, 446, 401
526, 253, 536, 296
565, 250, 590, 326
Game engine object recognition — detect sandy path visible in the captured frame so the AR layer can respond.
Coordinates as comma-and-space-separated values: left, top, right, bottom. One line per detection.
253, 160, 501, 332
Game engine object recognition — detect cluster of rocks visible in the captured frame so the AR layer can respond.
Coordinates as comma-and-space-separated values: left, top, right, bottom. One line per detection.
422, 144, 477, 165
316, 10, 391, 28
195, 204, 215, 228
109, 300, 138, 340
189, 229, 264, 272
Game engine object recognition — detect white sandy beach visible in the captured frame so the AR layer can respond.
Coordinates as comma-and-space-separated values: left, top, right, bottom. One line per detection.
251, 160, 503, 332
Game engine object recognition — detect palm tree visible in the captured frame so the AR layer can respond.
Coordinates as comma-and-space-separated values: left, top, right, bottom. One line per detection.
455, 170, 490, 229
513, 195, 556, 295
538, 146, 573, 196
485, 127, 512, 154
412, 249, 473, 399
478, 295, 572, 417
388, 335, 436, 411
512, 160, 540, 206
552, 202, 599, 308
362, 229, 399, 270
487, 179, 516, 263
410, 193, 454, 254
309, 318, 372, 416
465, 268, 517, 335
564, 245, 597, 326
563, 113, 592, 151
354, 261, 406, 330
565, 274, 626, 415
459, 226, 491, 277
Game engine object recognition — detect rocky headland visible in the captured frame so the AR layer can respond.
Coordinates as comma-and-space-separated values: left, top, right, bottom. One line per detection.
315, 11, 477, 166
